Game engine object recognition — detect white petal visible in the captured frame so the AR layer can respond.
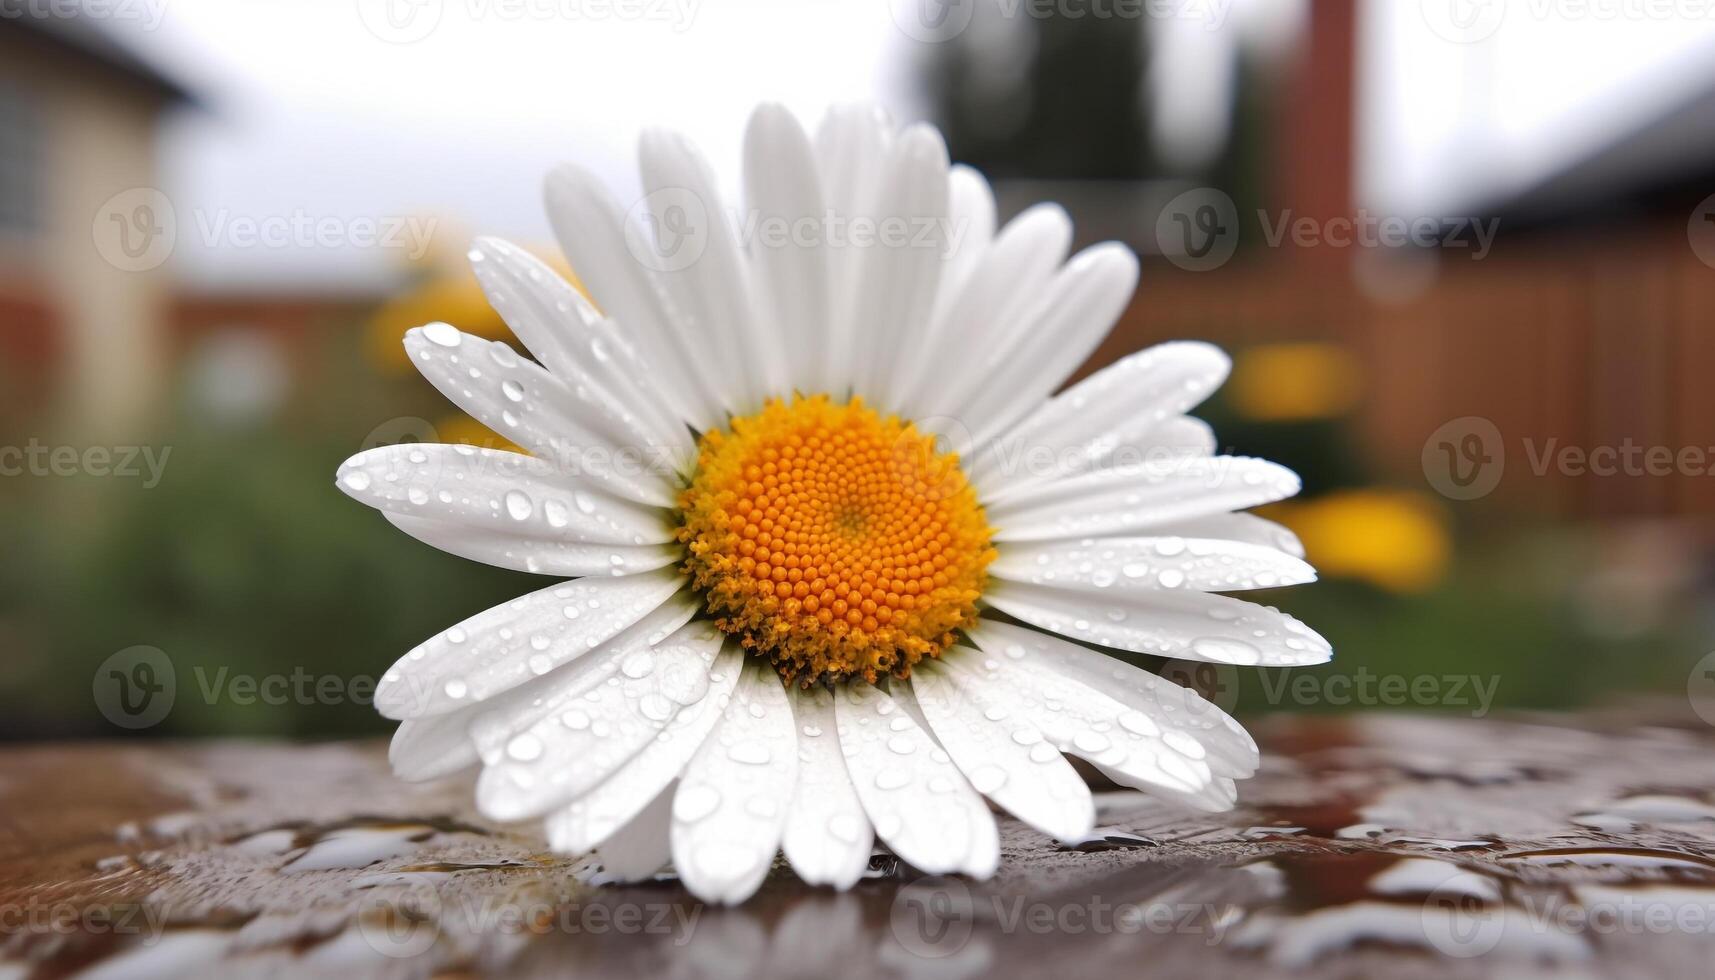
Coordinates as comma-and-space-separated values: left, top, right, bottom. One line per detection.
388, 712, 480, 782
834, 682, 998, 878
338, 443, 678, 577
888, 164, 995, 420
960, 243, 1140, 446
671, 660, 799, 904
402, 325, 676, 507
849, 123, 950, 406
473, 616, 721, 820
743, 103, 830, 395
461, 595, 701, 752
976, 413, 1217, 503
781, 686, 874, 889
938, 165, 997, 307
983, 579, 1333, 667
1168, 512, 1306, 559
594, 782, 674, 883
372, 568, 686, 718
992, 536, 1316, 593
971, 341, 1229, 492
815, 104, 894, 217
908, 660, 1094, 843
968, 619, 1259, 778
546, 642, 744, 855
466, 237, 693, 466
381, 512, 680, 578
987, 456, 1302, 542
339, 444, 671, 544
814, 104, 894, 396
639, 127, 774, 414
943, 643, 1228, 810
543, 163, 723, 429
395, 598, 697, 796
903, 204, 1072, 422
387, 609, 702, 783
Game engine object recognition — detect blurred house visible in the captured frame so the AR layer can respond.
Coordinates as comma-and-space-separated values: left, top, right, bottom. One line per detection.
0, 9, 193, 436
981, 0, 1715, 521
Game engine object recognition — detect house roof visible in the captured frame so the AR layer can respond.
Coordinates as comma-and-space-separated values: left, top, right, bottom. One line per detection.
1481, 78, 1715, 232
1, 4, 196, 105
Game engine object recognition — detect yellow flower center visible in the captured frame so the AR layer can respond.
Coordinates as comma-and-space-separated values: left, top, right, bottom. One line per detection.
677, 395, 994, 685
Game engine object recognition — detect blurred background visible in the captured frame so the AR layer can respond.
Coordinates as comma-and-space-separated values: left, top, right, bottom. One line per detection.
2, 0, 1713, 739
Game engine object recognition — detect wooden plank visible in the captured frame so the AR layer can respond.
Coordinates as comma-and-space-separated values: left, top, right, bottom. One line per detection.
4, 709, 1715, 977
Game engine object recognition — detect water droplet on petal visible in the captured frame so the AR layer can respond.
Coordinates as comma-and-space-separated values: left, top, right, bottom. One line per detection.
422, 322, 461, 347
674, 784, 721, 822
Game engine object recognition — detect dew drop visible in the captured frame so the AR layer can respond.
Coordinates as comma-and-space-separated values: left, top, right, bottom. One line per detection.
422, 322, 461, 347
507, 733, 543, 762
674, 784, 721, 822
504, 490, 533, 521
727, 741, 771, 766
1190, 636, 1263, 665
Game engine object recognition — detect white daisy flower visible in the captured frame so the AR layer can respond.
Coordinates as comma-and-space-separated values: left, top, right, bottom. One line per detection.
337, 103, 1329, 904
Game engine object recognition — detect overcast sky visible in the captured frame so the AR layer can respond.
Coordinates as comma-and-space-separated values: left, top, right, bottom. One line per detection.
117, 0, 1715, 290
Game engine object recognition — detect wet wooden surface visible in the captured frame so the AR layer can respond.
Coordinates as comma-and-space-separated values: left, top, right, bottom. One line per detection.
4, 708, 1715, 978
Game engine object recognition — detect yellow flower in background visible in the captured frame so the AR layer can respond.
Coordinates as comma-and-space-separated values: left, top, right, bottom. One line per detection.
1265, 488, 1451, 593
432, 413, 523, 454
366, 242, 586, 374
1227, 342, 1363, 422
